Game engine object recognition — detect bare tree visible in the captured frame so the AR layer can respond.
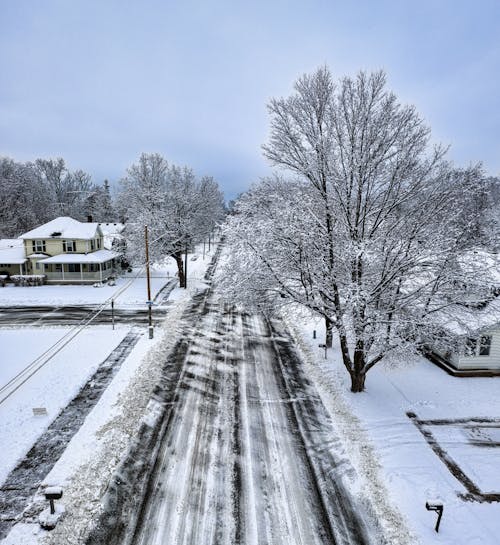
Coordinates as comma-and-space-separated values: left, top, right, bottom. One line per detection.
118, 153, 225, 286
0, 157, 53, 236
222, 68, 491, 392
34, 158, 93, 219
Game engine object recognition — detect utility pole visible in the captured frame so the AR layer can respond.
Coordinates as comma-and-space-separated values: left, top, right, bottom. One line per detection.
145, 225, 153, 338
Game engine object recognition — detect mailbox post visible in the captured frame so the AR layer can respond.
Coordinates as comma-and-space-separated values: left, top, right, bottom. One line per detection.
39, 486, 64, 530
318, 343, 328, 359
426, 501, 443, 532
44, 486, 63, 515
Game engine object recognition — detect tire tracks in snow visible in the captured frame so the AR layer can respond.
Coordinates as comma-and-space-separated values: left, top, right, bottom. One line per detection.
107, 301, 373, 545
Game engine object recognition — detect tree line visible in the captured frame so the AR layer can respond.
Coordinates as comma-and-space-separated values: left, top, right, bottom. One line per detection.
0, 157, 115, 237
0, 153, 226, 285
116, 153, 225, 286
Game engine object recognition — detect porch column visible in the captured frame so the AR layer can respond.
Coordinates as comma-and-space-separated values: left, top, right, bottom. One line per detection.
62, 265, 65, 281
80, 264, 83, 281
99, 263, 102, 282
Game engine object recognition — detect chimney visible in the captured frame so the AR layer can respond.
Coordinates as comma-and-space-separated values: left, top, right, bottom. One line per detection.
87, 215, 93, 223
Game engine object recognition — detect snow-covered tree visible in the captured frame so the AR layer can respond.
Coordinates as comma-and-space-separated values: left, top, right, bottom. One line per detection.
0, 157, 53, 237
221, 68, 493, 392
34, 158, 94, 219
117, 153, 225, 286
83, 179, 116, 222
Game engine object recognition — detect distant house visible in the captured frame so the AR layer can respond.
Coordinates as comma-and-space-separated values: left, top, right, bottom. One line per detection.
0, 239, 28, 276
427, 252, 500, 376
18, 217, 119, 283
429, 307, 500, 376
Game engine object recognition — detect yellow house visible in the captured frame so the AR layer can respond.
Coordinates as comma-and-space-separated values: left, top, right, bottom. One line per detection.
19, 217, 118, 283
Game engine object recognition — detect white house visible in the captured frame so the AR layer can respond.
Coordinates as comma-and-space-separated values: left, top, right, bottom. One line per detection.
429, 290, 500, 377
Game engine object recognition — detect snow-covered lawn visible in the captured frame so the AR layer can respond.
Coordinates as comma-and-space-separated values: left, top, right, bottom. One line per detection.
0, 326, 128, 486
0, 275, 167, 307
0, 247, 212, 307
293, 316, 500, 545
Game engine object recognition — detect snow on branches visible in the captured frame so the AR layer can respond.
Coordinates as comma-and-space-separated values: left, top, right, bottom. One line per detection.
220, 67, 496, 392
116, 153, 225, 285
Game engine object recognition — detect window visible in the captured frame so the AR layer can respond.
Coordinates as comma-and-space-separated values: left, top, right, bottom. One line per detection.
464, 335, 492, 357
479, 336, 492, 356
90, 239, 96, 251
68, 263, 81, 273
63, 240, 76, 252
32, 240, 46, 253
88, 263, 99, 272
97, 238, 102, 249
465, 337, 477, 356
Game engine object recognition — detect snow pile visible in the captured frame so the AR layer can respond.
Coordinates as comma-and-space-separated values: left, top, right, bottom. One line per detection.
287, 312, 500, 544
0, 327, 128, 486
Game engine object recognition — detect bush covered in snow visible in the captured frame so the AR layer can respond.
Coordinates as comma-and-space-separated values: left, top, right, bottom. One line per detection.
10, 274, 46, 286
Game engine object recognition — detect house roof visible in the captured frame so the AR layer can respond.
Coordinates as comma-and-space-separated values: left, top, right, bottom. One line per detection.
0, 239, 27, 264
39, 249, 118, 264
98, 223, 125, 236
98, 222, 125, 250
19, 217, 101, 240
439, 297, 500, 336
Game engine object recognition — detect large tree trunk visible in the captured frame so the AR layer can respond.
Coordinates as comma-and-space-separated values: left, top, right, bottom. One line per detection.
349, 371, 366, 393
351, 342, 367, 392
173, 252, 185, 288
338, 331, 367, 393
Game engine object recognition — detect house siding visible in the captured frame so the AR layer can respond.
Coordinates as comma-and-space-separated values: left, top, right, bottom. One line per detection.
24, 236, 104, 257
0, 263, 24, 276
457, 326, 500, 370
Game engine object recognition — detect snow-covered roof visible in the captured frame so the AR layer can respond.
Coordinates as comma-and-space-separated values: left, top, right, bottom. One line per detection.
39, 249, 118, 264
0, 239, 27, 264
98, 223, 125, 250
19, 217, 101, 240
439, 297, 500, 336
27, 253, 50, 259
98, 222, 125, 236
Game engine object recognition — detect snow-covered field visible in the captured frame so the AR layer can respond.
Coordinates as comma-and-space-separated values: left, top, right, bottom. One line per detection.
0, 327, 129, 486
291, 316, 500, 545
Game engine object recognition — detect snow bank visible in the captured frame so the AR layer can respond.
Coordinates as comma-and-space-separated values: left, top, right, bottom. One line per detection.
0, 327, 128, 486
287, 313, 500, 545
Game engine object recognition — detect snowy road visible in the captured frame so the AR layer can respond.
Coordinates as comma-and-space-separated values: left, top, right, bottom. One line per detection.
124, 294, 371, 545
0, 304, 169, 325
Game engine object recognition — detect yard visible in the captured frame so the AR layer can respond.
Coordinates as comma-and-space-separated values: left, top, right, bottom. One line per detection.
294, 316, 500, 544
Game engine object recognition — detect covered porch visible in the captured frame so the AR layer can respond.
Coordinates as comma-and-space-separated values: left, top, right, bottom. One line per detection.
38, 250, 118, 284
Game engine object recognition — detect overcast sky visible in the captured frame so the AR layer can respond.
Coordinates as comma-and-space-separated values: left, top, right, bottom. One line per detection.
1, 0, 499, 198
